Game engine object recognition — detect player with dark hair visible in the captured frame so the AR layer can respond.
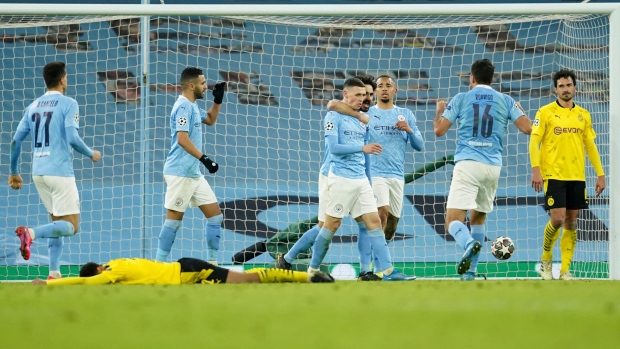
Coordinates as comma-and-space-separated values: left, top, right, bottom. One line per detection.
316, 74, 424, 280
155, 67, 227, 265
434, 58, 531, 281
9, 61, 101, 279
31, 257, 334, 285
309, 77, 414, 281
275, 76, 373, 273
530, 68, 606, 280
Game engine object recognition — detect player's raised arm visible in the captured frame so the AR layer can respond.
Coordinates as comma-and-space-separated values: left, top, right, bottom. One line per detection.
201, 81, 226, 126
433, 100, 453, 137
511, 101, 532, 135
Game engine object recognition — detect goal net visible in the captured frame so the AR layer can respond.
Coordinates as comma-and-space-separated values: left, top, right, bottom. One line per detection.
0, 9, 611, 280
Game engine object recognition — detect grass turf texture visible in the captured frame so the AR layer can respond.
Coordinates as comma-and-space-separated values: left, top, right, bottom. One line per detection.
2, 280, 620, 349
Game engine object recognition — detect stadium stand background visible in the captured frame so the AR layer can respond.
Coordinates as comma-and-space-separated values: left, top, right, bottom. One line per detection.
0, 0, 610, 268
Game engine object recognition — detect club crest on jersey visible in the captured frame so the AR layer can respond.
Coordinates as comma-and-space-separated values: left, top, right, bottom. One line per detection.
177, 117, 188, 126
578, 114, 583, 121
325, 121, 334, 131
334, 204, 343, 213
398, 114, 405, 121
74, 113, 79, 123
175, 198, 184, 207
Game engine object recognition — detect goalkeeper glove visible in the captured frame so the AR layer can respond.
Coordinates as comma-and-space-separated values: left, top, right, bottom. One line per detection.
212, 82, 226, 104
200, 155, 219, 174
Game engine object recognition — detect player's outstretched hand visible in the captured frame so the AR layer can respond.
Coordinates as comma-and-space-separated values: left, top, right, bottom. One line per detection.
436, 100, 447, 114
362, 143, 382, 155
212, 82, 226, 104
200, 154, 219, 174
595, 176, 606, 197
91, 150, 101, 162
8, 174, 23, 190
395, 120, 412, 133
32, 278, 47, 285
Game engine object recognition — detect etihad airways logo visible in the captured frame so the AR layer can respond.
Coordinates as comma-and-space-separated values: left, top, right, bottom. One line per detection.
554, 127, 583, 135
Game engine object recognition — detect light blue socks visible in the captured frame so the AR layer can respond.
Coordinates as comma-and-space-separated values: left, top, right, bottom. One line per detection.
155, 219, 182, 261
310, 227, 336, 269
284, 224, 320, 264
205, 214, 223, 261
357, 221, 372, 273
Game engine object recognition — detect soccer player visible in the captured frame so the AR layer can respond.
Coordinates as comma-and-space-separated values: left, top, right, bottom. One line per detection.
31, 257, 334, 285
358, 75, 424, 279
530, 68, 606, 281
310, 77, 414, 281
9, 61, 101, 280
318, 75, 424, 280
434, 59, 531, 281
275, 75, 373, 273
155, 67, 226, 264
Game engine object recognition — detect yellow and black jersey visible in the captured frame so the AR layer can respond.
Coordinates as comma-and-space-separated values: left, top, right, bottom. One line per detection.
530, 101, 596, 181
47, 258, 182, 286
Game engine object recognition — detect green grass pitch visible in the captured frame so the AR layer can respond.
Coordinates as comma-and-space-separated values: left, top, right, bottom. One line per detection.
2, 280, 620, 349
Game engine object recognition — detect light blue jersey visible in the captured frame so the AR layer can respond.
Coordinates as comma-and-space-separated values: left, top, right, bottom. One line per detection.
319, 142, 331, 176
443, 85, 523, 166
163, 96, 206, 178
16, 91, 80, 177
324, 111, 367, 179
367, 106, 423, 179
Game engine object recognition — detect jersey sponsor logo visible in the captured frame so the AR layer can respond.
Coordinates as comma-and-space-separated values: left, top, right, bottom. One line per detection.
334, 204, 343, 213
553, 127, 583, 135
547, 197, 554, 207
74, 113, 79, 123
397, 114, 405, 121
177, 117, 188, 126
344, 130, 365, 137
533, 119, 540, 127
325, 121, 334, 131
175, 198, 184, 207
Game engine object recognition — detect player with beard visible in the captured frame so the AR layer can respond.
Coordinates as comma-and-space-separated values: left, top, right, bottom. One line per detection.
154, 67, 227, 264
530, 68, 605, 280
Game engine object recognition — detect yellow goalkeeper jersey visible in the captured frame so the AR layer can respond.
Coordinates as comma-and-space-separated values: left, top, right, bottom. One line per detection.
47, 258, 182, 286
531, 101, 596, 181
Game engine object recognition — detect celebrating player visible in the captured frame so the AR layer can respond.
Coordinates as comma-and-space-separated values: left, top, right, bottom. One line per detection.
309, 77, 414, 281
31, 257, 334, 285
275, 75, 373, 272
9, 61, 101, 280
359, 75, 424, 279
155, 67, 226, 264
530, 68, 606, 281
434, 59, 531, 281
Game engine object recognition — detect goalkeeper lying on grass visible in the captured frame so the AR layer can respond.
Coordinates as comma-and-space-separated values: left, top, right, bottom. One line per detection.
32, 257, 334, 285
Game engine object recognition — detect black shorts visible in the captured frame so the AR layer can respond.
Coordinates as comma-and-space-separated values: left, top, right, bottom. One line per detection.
544, 179, 588, 210
177, 258, 229, 284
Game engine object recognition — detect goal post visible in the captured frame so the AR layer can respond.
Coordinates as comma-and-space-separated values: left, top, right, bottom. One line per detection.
0, 3, 618, 281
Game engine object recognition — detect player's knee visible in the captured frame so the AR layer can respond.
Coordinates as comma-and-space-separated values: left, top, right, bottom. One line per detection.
564, 221, 577, 231
550, 217, 564, 228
